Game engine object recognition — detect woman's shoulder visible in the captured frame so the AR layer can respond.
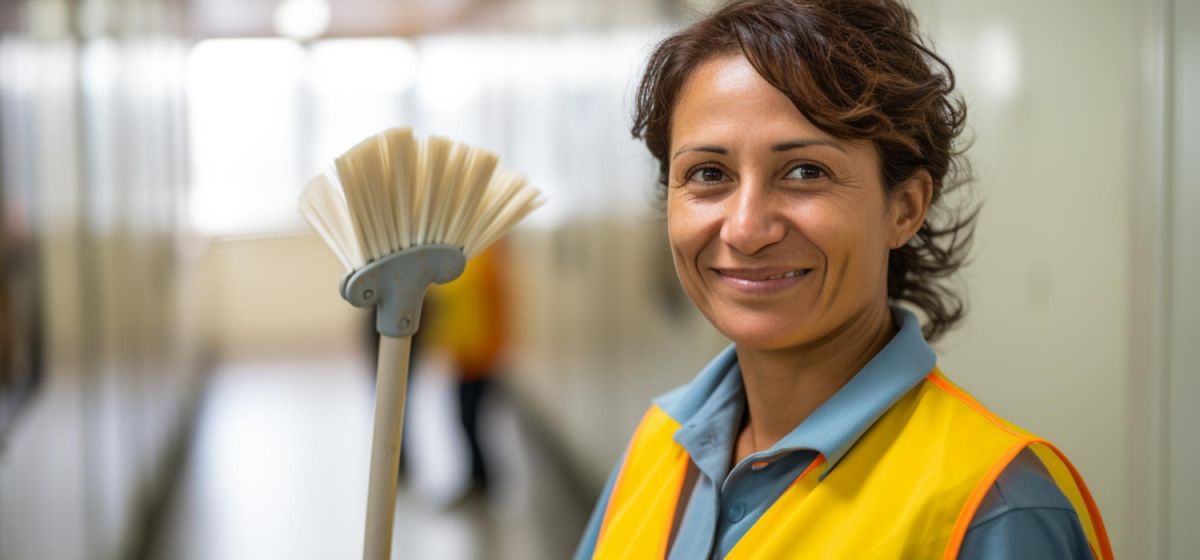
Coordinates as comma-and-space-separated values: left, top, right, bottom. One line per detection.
975, 447, 1081, 521
959, 447, 1095, 559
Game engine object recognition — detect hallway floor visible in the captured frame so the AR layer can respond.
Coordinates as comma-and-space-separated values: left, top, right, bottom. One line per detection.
146, 353, 590, 560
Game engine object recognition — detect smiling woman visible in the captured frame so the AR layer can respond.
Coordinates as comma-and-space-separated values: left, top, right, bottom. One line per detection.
574, 1, 1113, 559
665, 54, 925, 357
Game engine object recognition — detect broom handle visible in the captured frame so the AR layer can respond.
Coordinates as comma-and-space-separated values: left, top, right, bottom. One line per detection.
364, 334, 412, 560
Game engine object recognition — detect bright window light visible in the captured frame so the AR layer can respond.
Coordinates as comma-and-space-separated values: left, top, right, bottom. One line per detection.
185, 31, 661, 237
308, 39, 416, 96
187, 39, 306, 235
308, 39, 418, 170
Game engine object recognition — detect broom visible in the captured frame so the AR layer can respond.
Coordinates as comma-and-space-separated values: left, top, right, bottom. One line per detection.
299, 126, 544, 560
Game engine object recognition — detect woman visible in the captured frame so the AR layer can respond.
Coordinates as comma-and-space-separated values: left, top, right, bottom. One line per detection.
574, 0, 1112, 558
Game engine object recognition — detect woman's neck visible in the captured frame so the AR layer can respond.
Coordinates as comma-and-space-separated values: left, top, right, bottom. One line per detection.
733, 304, 897, 464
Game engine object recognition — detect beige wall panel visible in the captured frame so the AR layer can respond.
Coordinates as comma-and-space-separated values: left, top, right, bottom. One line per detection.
1168, 0, 1200, 555
923, 0, 1141, 553
205, 233, 365, 360
0, 39, 91, 560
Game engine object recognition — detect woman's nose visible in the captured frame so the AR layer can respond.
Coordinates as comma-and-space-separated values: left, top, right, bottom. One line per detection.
719, 179, 786, 255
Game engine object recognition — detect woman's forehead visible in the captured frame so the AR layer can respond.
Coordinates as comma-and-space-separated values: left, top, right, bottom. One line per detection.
673, 58, 810, 134
669, 55, 861, 156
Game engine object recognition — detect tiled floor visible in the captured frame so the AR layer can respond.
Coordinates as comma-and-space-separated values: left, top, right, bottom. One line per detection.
147, 353, 589, 560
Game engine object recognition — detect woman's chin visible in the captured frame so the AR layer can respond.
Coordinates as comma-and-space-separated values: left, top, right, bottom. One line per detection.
709, 313, 817, 352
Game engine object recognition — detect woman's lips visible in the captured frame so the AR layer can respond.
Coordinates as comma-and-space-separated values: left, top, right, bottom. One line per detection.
711, 267, 814, 295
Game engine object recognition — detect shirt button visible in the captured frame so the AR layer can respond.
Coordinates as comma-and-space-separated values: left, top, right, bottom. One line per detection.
728, 503, 746, 522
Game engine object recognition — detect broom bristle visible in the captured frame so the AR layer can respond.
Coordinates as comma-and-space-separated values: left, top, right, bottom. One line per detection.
300, 127, 545, 272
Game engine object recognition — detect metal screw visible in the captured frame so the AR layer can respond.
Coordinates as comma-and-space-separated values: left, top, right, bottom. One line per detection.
363, 289, 374, 300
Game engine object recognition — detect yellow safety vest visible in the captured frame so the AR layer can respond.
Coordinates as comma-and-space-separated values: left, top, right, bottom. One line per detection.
592, 369, 1112, 560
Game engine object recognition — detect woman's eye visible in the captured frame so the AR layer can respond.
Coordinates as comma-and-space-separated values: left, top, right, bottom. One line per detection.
786, 163, 827, 180
688, 166, 727, 184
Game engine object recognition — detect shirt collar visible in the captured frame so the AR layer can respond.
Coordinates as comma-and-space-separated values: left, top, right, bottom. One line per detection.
653, 306, 936, 481
655, 347, 746, 484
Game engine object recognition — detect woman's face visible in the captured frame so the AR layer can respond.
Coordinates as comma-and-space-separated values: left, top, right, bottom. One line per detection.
667, 54, 923, 351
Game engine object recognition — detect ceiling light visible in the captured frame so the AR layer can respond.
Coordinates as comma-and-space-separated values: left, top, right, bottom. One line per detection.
273, 0, 331, 41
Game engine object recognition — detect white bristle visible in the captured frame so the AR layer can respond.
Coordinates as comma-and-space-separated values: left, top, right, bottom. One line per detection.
468, 187, 544, 259
383, 128, 418, 250
299, 127, 544, 272
414, 136, 451, 248
444, 146, 498, 247
300, 174, 360, 271
426, 142, 467, 246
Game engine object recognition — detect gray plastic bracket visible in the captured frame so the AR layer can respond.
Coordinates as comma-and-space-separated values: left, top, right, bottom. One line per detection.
339, 244, 466, 338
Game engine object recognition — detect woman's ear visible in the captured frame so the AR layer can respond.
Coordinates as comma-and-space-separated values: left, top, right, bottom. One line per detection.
888, 169, 933, 249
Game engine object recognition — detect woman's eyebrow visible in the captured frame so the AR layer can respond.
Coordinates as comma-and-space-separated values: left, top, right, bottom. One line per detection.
771, 139, 847, 153
672, 139, 846, 160
671, 145, 727, 160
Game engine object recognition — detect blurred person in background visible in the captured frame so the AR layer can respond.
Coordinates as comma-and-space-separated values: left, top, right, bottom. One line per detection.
421, 242, 511, 502
361, 244, 511, 499
575, 1, 1112, 559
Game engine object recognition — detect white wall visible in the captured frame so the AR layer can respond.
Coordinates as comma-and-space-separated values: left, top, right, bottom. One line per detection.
915, 0, 1141, 554
0, 7, 208, 559
1167, 0, 1200, 555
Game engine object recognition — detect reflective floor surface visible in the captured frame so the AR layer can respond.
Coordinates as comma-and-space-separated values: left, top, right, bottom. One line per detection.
146, 354, 590, 560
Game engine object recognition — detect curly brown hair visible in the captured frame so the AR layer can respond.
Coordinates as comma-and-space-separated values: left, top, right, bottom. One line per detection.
632, 0, 977, 342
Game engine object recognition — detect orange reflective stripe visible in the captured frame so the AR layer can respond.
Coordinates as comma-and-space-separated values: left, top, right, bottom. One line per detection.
928, 371, 1113, 560
1029, 442, 1114, 560
595, 409, 653, 547
786, 454, 826, 492
942, 440, 1029, 560
723, 455, 827, 560
659, 461, 689, 558
927, 371, 1033, 438
594, 406, 689, 560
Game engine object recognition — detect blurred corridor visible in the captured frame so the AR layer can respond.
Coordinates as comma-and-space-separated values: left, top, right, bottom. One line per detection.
1, 0, 1198, 558
144, 355, 590, 560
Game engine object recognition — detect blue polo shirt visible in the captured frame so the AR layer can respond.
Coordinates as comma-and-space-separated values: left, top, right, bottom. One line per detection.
574, 307, 1093, 559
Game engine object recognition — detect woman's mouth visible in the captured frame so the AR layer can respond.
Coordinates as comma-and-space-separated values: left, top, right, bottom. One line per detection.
712, 267, 814, 294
